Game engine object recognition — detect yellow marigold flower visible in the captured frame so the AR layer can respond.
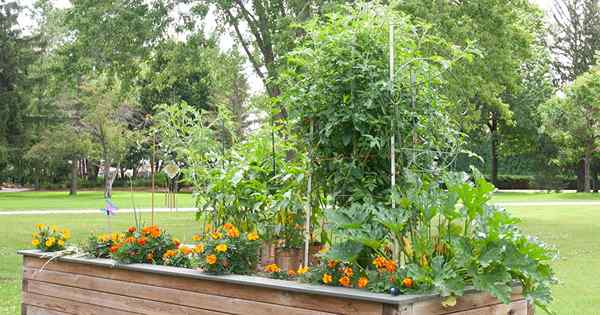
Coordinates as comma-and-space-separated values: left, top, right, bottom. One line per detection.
99, 234, 110, 243
62, 229, 71, 239
35, 224, 46, 230
193, 244, 204, 254
247, 232, 259, 241
227, 227, 240, 238
58, 240, 65, 247
210, 231, 222, 240
297, 265, 309, 275
358, 277, 369, 288
339, 276, 351, 287
31, 239, 40, 247
322, 273, 333, 284
216, 243, 228, 253
206, 254, 217, 265
192, 234, 202, 241
265, 264, 280, 273
45, 237, 55, 247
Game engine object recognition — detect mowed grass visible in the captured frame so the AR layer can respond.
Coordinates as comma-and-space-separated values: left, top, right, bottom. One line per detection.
492, 191, 600, 202
0, 211, 201, 315
508, 205, 600, 314
0, 190, 195, 211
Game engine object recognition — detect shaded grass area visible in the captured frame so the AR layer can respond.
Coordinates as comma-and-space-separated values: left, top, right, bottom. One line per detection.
0, 191, 195, 211
0, 212, 201, 314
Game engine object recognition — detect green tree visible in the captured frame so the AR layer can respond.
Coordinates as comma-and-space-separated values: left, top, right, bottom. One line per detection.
540, 66, 600, 192
397, 0, 544, 185
0, 1, 36, 184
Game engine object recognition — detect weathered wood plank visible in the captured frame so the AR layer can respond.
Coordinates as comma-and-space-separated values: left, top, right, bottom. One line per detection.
26, 280, 228, 315
24, 256, 382, 315
23, 304, 72, 315
443, 300, 527, 315
22, 292, 140, 315
23, 267, 336, 315
412, 293, 524, 315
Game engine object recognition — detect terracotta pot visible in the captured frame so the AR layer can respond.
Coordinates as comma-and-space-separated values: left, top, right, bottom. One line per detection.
260, 241, 277, 266
308, 242, 325, 266
275, 247, 302, 272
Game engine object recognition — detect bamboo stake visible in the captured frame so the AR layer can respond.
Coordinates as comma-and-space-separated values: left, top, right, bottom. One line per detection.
389, 22, 401, 262
304, 120, 314, 267
151, 132, 156, 225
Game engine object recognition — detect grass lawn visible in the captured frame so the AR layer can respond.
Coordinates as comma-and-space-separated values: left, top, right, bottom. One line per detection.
0, 192, 598, 314
0, 190, 195, 211
492, 191, 600, 202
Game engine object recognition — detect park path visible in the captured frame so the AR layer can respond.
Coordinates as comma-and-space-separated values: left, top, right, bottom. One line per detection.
0, 207, 197, 215
1, 201, 600, 215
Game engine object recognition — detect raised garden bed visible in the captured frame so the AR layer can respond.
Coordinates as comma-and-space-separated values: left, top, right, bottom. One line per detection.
19, 250, 530, 315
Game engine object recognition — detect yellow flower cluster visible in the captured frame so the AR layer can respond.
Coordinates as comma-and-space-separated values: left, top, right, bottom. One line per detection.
32, 224, 70, 252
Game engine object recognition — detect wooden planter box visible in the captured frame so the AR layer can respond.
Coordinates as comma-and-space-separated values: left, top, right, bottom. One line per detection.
19, 250, 530, 315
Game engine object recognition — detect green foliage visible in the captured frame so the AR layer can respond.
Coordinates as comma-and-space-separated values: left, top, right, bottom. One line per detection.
280, 3, 470, 205
539, 66, 600, 191
316, 170, 557, 310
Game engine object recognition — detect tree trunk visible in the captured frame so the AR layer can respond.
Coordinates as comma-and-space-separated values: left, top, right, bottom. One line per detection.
584, 144, 592, 193
489, 114, 499, 186
69, 160, 78, 196
103, 158, 112, 199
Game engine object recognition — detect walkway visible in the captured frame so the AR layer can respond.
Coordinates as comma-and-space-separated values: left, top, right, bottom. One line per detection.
0, 207, 197, 215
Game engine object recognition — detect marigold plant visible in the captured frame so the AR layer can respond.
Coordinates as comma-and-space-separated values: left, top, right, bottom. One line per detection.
196, 223, 261, 275
109, 225, 180, 265
31, 224, 70, 252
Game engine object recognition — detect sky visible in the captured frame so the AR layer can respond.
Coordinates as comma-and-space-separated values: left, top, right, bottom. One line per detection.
15, 0, 556, 94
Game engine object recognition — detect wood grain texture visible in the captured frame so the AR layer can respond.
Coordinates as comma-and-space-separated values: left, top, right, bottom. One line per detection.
23, 304, 72, 315
443, 300, 528, 315
23, 267, 335, 315
24, 256, 383, 315
412, 291, 524, 315
22, 292, 141, 315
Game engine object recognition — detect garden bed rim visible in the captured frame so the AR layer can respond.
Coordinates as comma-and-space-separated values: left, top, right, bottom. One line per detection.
19, 249, 521, 306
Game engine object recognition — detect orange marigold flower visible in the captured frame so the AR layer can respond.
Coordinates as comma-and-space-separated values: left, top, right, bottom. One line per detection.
227, 227, 240, 238
247, 232, 259, 241
385, 260, 397, 273
343, 267, 354, 277
193, 244, 204, 254
128, 226, 136, 233
110, 244, 121, 253
373, 256, 387, 269
137, 237, 146, 246
327, 260, 338, 269
163, 249, 177, 259
339, 276, 351, 287
125, 236, 136, 244
223, 223, 234, 230
402, 277, 414, 288
288, 270, 297, 277
358, 277, 369, 288
206, 254, 217, 265
265, 263, 281, 273
179, 246, 192, 255
322, 273, 333, 284
215, 243, 228, 253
